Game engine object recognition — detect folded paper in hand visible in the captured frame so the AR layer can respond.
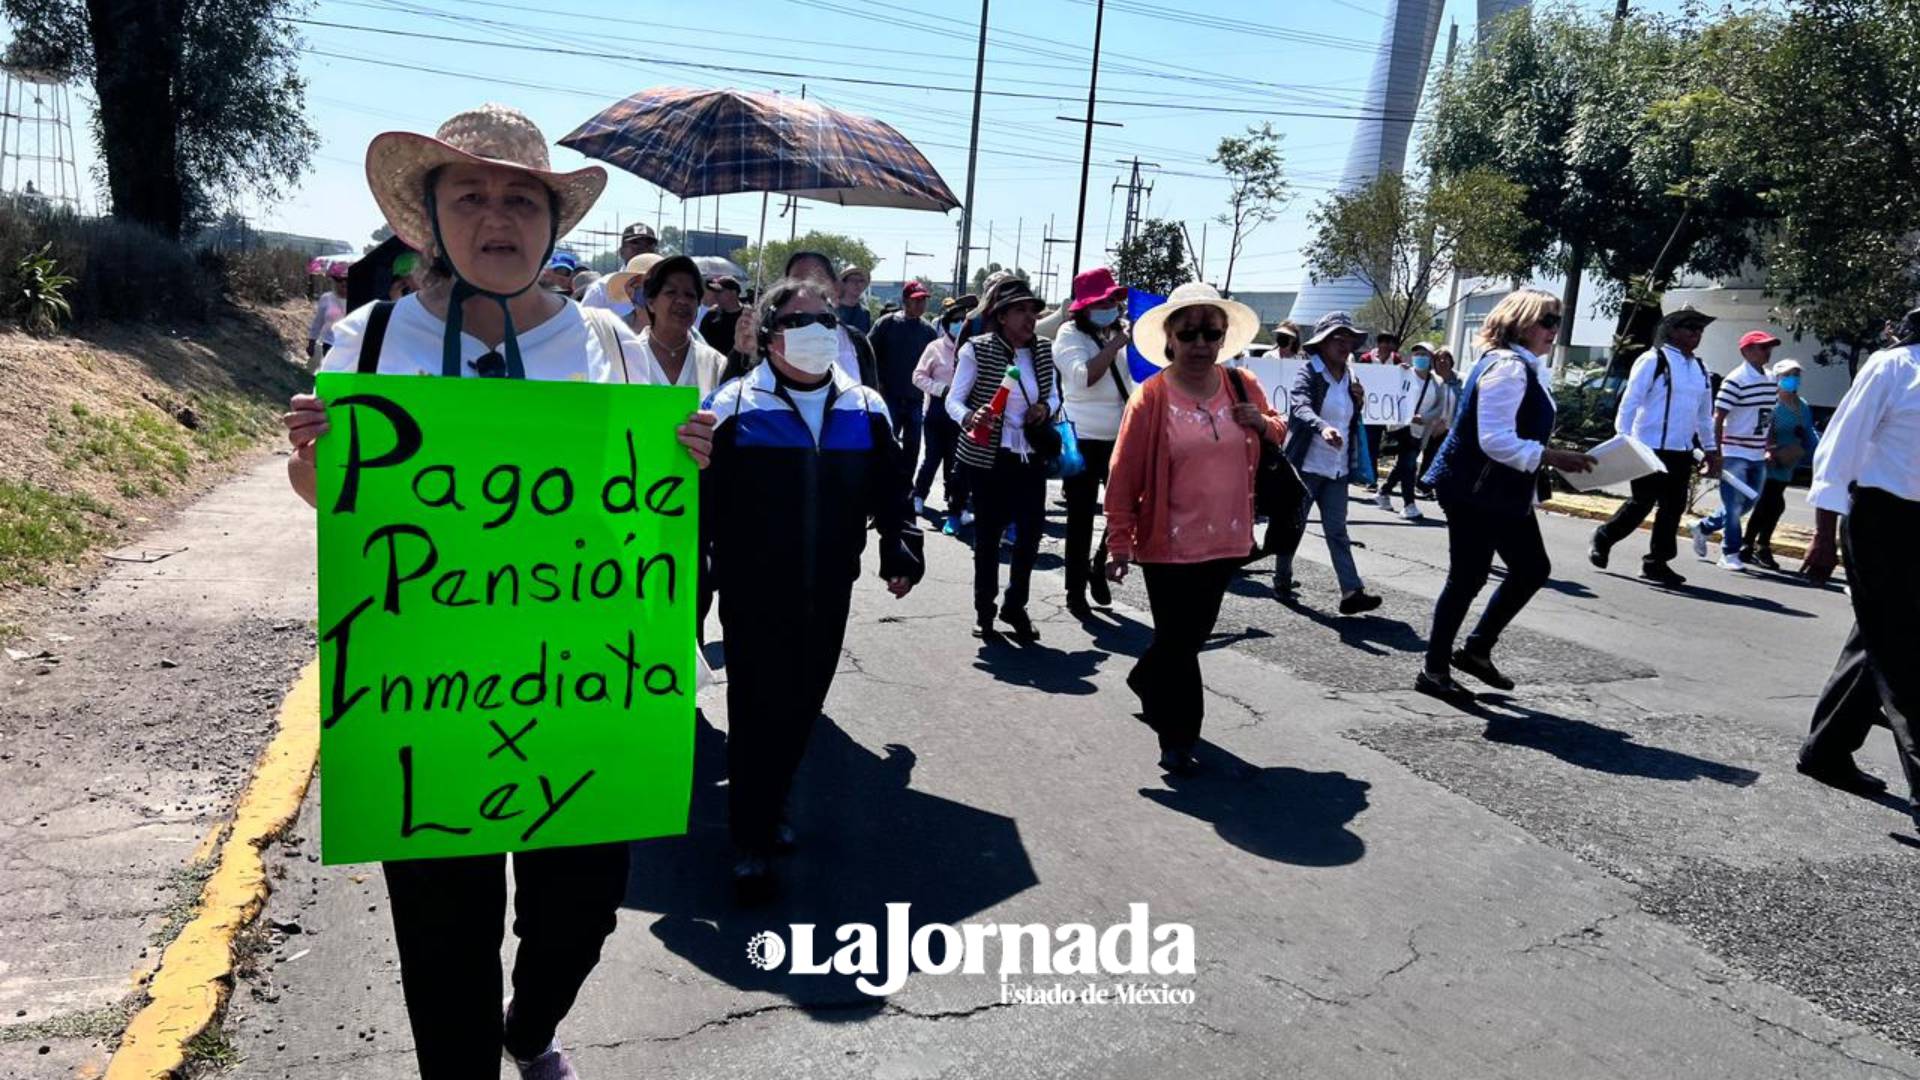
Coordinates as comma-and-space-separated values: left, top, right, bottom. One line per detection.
1558, 434, 1664, 492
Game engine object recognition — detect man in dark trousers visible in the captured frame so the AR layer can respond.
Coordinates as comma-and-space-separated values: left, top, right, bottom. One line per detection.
1589, 307, 1722, 586
868, 280, 938, 469
1797, 308, 1920, 833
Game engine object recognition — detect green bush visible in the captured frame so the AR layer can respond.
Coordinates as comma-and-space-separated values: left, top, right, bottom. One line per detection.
216, 246, 309, 304
12, 243, 74, 334
0, 203, 216, 324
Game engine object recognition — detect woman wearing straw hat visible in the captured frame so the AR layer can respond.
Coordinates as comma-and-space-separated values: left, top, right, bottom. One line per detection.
1417, 288, 1595, 704
280, 104, 715, 1080
602, 251, 664, 334
1105, 283, 1284, 773
1054, 266, 1136, 617
1276, 311, 1383, 615
948, 278, 1060, 641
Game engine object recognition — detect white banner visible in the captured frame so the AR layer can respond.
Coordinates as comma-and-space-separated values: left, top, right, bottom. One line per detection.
1231, 358, 1420, 427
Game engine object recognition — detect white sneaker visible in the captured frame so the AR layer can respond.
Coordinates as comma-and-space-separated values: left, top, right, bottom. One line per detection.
1690, 521, 1710, 558
912, 496, 925, 516
1402, 502, 1423, 520
958, 509, 975, 527
1718, 553, 1745, 571
1375, 491, 1394, 511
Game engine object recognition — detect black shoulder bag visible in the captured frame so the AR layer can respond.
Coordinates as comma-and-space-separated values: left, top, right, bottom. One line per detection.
1227, 368, 1308, 555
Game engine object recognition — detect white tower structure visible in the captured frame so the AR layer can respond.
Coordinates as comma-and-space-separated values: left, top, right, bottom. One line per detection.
1, 64, 85, 214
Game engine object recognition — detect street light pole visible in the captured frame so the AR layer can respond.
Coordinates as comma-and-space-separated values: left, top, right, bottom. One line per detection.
956, 0, 989, 295
1070, 0, 1107, 279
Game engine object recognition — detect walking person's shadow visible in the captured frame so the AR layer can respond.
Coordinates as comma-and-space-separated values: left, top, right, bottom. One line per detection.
1465, 696, 1761, 786
624, 714, 1040, 1013
1139, 742, 1370, 867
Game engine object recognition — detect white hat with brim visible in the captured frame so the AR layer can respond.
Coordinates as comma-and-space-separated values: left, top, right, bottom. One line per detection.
603, 253, 667, 304
366, 104, 607, 258
1132, 282, 1260, 368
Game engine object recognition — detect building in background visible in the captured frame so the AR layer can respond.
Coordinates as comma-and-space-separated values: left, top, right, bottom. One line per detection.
1289, 0, 1528, 327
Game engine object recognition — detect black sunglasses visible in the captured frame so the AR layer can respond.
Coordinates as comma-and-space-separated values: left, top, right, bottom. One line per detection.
1539, 312, 1563, 330
1174, 326, 1227, 344
772, 311, 839, 332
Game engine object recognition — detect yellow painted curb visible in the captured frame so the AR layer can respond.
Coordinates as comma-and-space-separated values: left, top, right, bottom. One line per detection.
105, 660, 320, 1080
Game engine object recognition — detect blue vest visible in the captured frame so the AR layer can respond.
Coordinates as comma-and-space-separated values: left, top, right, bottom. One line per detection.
1422, 350, 1556, 516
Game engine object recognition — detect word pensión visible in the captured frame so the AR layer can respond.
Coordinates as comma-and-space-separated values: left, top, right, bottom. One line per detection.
330, 393, 686, 615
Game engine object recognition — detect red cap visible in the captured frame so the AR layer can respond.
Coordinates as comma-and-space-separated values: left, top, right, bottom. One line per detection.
1739, 330, 1781, 350
903, 281, 930, 300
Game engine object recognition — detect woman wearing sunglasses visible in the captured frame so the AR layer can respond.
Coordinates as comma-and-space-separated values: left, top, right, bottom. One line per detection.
948, 278, 1061, 642
1416, 288, 1595, 704
702, 276, 923, 898
1105, 283, 1284, 773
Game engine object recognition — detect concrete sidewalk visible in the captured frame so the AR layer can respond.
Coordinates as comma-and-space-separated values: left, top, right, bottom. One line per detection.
222, 499, 1916, 1079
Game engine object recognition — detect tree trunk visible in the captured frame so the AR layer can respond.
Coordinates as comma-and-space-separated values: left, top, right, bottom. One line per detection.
1608, 291, 1661, 379
86, 0, 186, 239
1557, 240, 1585, 364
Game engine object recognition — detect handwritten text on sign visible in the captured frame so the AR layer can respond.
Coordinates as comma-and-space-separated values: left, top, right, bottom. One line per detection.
313, 374, 699, 865
1231, 357, 1422, 427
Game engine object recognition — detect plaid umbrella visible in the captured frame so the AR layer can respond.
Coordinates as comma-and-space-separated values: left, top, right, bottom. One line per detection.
559, 87, 959, 212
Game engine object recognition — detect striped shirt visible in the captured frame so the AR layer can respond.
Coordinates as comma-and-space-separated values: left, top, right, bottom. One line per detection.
1716, 361, 1778, 461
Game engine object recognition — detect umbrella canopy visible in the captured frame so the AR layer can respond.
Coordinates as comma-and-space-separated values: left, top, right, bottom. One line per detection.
559, 87, 959, 212
690, 255, 747, 281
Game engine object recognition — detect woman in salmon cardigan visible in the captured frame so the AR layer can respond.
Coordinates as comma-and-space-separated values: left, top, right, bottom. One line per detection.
1104, 283, 1285, 773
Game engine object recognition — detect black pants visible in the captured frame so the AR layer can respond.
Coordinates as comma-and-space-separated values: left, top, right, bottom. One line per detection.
1062, 438, 1116, 600
884, 390, 924, 482
1800, 488, 1920, 807
1131, 559, 1238, 753
1419, 434, 1443, 488
1425, 502, 1551, 673
1595, 448, 1695, 567
382, 842, 629, 1076
915, 393, 970, 512
1383, 429, 1428, 503
1744, 476, 1790, 555
1362, 425, 1385, 484
967, 451, 1047, 621
721, 585, 853, 853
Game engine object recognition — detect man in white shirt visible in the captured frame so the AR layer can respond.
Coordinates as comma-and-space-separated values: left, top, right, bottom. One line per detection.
1589, 307, 1722, 586
1796, 309, 1920, 828
1690, 330, 1781, 570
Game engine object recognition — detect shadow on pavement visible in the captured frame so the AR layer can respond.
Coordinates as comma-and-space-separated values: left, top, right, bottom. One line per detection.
1225, 574, 1425, 659
1139, 743, 1370, 867
624, 714, 1040, 1014
971, 637, 1107, 694
1592, 571, 1817, 618
1467, 696, 1761, 786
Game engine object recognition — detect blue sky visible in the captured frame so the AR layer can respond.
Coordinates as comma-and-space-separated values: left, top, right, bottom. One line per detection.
8, 0, 1649, 293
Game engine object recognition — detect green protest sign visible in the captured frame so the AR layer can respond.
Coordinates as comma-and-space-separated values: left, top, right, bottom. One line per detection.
313, 373, 699, 865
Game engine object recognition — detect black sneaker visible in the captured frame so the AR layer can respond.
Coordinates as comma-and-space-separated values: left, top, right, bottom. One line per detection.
1641, 562, 1687, 587
1338, 590, 1383, 615
972, 617, 1001, 641
1450, 649, 1515, 691
1795, 757, 1888, 796
731, 855, 774, 904
1002, 609, 1040, 642
1588, 528, 1610, 569
1414, 669, 1477, 706
1750, 548, 1781, 571
1066, 594, 1093, 619
1157, 748, 1199, 775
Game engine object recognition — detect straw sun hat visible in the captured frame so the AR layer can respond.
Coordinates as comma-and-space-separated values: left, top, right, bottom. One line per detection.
366, 104, 606, 257
602, 253, 667, 302
1132, 282, 1259, 367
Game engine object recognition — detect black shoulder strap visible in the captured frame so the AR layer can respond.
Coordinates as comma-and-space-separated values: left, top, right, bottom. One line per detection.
1226, 365, 1252, 404
357, 300, 397, 375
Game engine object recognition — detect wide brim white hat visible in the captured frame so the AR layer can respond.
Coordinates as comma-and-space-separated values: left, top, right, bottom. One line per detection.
1131, 282, 1260, 368
366, 104, 606, 257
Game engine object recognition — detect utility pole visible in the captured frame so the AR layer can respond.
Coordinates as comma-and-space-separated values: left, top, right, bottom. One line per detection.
1069, 0, 1110, 279
1109, 157, 1158, 253
1014, 217, 1023, 276
902, 245, 934, 293
956, 0, 989, 295
985, 219, 994, 268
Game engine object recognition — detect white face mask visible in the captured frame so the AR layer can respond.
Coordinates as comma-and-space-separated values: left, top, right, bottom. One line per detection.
1088, 307, 1121, 328
781, 322, 839, 375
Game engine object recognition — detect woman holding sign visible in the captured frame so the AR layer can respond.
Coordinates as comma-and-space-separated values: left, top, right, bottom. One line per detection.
703, 276, 924, 898
281, 104, 715, 1080
1416, 289, 1594, 705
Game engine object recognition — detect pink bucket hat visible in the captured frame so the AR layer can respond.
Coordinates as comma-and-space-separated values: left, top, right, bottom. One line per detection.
1067, 267, 1128, 313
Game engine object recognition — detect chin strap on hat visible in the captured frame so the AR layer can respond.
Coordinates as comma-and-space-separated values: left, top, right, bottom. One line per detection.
427, 188, 560, 379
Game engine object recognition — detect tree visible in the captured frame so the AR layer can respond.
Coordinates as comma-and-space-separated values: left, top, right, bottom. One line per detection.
1424, 7, 1774, 369
731, 230, 878, 286
1356, 296, 1436, 343
1304, 169, 1530, 345
967, 262, 1030, 293
1, 0, 317, 240
1111, 219, 1190, 297
1210, 123, 1288, 295
1741, 0, 1920, 373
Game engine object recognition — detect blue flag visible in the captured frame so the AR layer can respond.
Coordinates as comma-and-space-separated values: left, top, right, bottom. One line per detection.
1125, 288, 1166, 384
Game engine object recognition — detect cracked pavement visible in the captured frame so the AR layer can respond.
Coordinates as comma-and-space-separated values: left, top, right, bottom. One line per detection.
200, 480, 1920, 1079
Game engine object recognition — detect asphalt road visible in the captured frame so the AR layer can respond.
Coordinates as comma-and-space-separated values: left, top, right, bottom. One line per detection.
219, 475, 1918, 1079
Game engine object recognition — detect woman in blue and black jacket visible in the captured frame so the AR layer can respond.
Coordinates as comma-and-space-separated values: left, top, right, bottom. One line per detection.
702, 276, 924, 898
1276, 311, 1382, 616
1416, 288, 1594, 705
